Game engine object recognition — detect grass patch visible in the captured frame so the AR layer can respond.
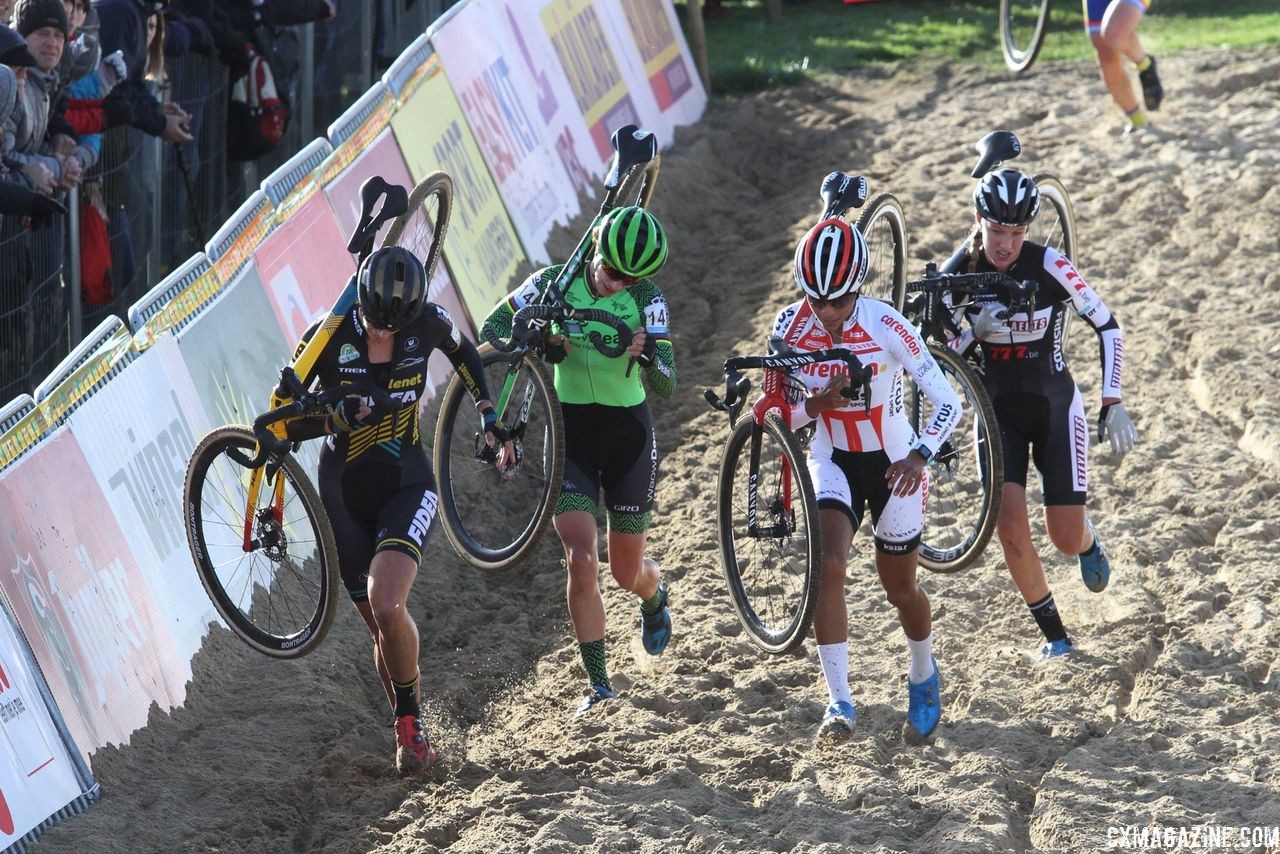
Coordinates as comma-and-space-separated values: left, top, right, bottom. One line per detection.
677, 0, 1280, 93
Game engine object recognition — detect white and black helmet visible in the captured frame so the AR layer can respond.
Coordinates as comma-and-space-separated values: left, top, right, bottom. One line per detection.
793, 217, 869, 301
973, 168, 1040, 226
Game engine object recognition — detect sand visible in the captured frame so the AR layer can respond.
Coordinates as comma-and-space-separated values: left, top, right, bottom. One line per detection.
34, 45, 1280, 853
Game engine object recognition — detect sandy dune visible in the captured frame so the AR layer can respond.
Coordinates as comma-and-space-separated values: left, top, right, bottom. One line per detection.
35, 45, 1280, 853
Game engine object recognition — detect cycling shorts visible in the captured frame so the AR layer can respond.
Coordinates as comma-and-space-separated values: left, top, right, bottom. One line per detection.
992, 388, 1088, 505
557, 402, 658, 532
810, 448, 925, 555
1085, 0, 1150, 34
318, 454, 439, 602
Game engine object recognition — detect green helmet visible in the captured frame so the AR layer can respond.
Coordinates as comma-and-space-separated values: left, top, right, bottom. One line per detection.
595, 206, 668, 279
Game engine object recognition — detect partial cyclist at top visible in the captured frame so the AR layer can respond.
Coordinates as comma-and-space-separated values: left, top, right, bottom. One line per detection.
778, 216, 960, 742
1086, 0, 1165, 133
943, 165, 1139, 660
481, 205, 677, 720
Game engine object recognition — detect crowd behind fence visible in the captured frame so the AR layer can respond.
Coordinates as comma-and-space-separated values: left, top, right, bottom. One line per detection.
1, 0, 453, 405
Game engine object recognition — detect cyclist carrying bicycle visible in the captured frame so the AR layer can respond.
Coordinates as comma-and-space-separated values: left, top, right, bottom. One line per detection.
286, 245, 505, 776
945, 168, 1138, 659
481, 205, 677, 719
778, 218, 961, 740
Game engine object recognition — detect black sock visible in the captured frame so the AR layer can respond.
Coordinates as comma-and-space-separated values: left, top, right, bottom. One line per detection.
1028, 593, 1070, 644
579, 639, 611, 692
392, 674, 420, 717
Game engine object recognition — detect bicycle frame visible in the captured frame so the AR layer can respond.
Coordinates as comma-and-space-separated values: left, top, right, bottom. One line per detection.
709, 347, 871, 540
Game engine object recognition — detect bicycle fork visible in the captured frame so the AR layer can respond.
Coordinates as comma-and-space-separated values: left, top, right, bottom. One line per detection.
746, 420, 798, 539
241, 459, 287, 553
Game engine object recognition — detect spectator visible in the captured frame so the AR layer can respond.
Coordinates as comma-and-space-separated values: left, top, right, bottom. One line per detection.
4, 0, 81, 193
92, 0, 190, 142
0, 60, 62, 223
0, 0, 11, 23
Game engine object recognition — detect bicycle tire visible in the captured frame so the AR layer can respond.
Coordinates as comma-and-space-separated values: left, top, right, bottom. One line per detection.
380, 171, 454, 282
854, 192, 908, 312
603, 158, 660, 212
909, 344, 1003, 573
718, 410, 821, 654
184, 426, 340, 658
433, 345, 565, 571
1032, 173, 1079, 348
1000, 0, 1052, 74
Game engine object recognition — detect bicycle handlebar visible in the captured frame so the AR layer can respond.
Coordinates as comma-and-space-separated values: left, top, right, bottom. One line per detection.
905, 264, 1039, 319
705, 344, 875, 424
228, 373, 395, 469
483, 303, 634, 360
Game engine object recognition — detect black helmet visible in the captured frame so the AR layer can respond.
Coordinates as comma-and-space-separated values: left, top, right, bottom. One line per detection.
358, 246, 427, 331
973, 168, 1040, 226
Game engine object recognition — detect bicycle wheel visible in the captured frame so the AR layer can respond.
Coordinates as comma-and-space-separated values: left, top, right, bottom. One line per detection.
1031, 173, 1076, 263
603, 158, 660, 211
718, 411, 821, 654
433, 346, 565, 571
909, 345, 1002, 572
1000, 0, 1052, 73
1032, 173, 1080, 348
184, 426, 340, 658
380, 171, 453, 281
854, 192, 908, 312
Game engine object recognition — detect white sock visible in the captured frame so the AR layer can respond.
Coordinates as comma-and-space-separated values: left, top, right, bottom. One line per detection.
817, 642, 853, 707
907, 635, 935, 684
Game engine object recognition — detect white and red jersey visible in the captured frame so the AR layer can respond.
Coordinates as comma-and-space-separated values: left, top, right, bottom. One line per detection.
771, 297, 961, 462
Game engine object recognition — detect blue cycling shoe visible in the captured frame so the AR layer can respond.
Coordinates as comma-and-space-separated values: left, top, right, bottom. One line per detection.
818, 700, 857, 740
1079, 519, 1111, 593
574, 684, 614, 719
907, 659, 941, 738
640, 582, 671, 655
1040, 638, 1076, 660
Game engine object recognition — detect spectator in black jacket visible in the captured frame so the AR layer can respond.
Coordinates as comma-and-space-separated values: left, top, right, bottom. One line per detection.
92, 0, 189, 141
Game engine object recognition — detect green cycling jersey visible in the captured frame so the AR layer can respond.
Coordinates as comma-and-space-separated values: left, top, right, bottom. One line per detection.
481, 264, 677, 407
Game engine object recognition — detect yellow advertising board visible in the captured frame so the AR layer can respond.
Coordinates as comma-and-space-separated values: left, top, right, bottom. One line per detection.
390, 52, 527, 324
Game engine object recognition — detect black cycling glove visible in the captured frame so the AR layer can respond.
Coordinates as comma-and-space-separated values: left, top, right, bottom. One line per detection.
635, 333, 658, 367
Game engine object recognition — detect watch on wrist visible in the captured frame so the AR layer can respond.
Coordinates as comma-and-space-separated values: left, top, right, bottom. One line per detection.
913, 443, 933, 464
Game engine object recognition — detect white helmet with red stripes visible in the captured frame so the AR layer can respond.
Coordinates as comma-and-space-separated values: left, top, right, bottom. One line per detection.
792, 217, 869, 301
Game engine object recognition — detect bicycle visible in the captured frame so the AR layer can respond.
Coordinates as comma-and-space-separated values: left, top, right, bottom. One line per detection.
705, 343, 873, 655
1000, 0, 1054, 73
430, 125, 662, 572
900, 262, 1040, 572
183, 172, 452, 658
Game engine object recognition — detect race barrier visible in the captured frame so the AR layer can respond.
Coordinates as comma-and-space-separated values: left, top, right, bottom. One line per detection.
0, 0, 704, 844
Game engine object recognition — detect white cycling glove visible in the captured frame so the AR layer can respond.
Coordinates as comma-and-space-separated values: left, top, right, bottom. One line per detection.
971, 304, 1010, 340
1098, 403, 1138, 457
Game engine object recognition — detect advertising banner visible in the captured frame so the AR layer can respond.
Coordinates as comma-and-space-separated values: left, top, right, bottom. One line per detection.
390, 50, 527, 323
0, 431, 189, 760
0, 614, 83, 848
68, 335, 221, 661
496, 0, 601, 197
536, 0, 643, 166
322, 130, 476, 403
600, 0, 706, 133
253, 194, 358, 346
432, 0, 581, 264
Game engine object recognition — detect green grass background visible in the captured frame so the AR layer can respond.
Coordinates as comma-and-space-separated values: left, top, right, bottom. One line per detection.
675, 0, 1280, 92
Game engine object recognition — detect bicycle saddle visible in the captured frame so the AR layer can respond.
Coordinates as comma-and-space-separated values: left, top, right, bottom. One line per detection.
819, 172, 868, 219
604, 124, 658, 190
346, 175, 410, 256
970, 130, 1022, 178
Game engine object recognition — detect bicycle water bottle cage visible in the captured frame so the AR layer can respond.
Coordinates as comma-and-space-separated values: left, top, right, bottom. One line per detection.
346, 175, 409, 255
971, 130, 1022, 178
819, 172, 868, 219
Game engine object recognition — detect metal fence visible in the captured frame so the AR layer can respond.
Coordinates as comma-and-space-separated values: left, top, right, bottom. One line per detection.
0, 0, 452, 405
